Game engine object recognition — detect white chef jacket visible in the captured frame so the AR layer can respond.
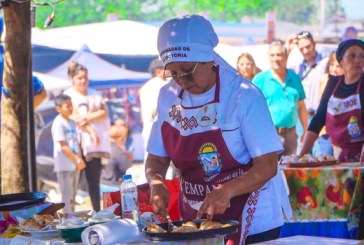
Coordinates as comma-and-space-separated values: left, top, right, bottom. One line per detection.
147, 66, 292, 235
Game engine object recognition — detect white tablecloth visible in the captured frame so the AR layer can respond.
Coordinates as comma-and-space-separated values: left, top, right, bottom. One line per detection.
0, 236, 223, 245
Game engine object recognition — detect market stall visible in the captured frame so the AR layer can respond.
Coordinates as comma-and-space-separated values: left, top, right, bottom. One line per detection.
280, 162, 364, 239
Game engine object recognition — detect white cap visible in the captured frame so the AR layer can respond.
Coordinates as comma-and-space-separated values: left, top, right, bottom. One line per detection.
157, 15, 218, 67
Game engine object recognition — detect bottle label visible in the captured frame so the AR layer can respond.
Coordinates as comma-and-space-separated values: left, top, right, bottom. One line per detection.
122, 193, 138, 212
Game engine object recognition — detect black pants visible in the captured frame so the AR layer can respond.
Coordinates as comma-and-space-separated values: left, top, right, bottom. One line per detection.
84, 157, 102, 212
245, 226, 281, 244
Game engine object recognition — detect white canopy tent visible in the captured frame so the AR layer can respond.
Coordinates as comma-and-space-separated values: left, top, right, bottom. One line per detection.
33, 71, 72, 91
33, 20, 160, 56
47, 44, 151, 88
29, 20, 338, 75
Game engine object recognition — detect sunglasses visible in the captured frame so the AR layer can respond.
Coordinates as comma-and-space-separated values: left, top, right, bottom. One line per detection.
297, 31, 313, 41
238, 62, 253, 67
164, 62, 199, 83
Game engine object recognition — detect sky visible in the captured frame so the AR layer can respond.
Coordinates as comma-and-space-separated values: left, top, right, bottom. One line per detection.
341, 0, 364, 19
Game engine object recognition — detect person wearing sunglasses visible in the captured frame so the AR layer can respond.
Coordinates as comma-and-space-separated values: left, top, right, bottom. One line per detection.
286, 31, 329, 154
287, 31, 329, 111
145, 15, 292, 244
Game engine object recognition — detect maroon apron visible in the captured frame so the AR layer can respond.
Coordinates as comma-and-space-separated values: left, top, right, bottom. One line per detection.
326, 75, 364, 162
161, 68, 259, 245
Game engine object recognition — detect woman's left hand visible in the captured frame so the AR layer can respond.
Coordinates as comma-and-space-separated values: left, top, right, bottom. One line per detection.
196, 186, 233, 220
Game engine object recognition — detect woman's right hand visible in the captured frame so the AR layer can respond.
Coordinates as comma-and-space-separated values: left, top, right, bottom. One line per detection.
150, 183, 170, 218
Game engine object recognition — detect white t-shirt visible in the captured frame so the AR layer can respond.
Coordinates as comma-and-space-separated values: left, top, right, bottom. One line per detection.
139, 77, 168, 148
64, 88, 111, 157
51, 115, 78, 172
147, 66, 292, 235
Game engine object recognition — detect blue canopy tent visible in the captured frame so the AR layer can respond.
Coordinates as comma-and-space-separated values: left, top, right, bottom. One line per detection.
46, 44, 151, 89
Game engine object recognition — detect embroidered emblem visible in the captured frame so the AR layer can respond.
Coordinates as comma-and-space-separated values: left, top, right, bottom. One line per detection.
196, 104, 217, 127
242, 190, 260, 244
169, 105, 182, 123
344, 98, 358, 109
198, 143, 222, 181
181, 117, 198, 130
168, 105, 200, 130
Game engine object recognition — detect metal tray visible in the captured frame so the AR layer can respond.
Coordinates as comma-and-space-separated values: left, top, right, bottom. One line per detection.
0, 192, 47, 211
282, 160, 338, 168
143, 219, 239, 241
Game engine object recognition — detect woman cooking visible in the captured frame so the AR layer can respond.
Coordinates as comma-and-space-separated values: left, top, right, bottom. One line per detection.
145, 15, 292, 245
300, 39, 364, 162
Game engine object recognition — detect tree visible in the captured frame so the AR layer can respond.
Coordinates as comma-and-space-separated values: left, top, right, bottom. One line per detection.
34, 0, 342, 28
324, 0, 345, 20
1, 0, 31, 193
34, 0, 274, 27
276, 0, 318, 25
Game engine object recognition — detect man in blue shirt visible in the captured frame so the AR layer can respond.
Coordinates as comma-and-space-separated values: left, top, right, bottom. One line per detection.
253, 41, 308, 158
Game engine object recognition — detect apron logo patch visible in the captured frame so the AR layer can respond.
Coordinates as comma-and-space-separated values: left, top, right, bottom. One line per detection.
348, 116, 364, 142
196, 104, 217, 127
198, 143, 222, 181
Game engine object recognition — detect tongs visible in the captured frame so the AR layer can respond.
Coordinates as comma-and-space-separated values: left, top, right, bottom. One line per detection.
166, 210, 177, 232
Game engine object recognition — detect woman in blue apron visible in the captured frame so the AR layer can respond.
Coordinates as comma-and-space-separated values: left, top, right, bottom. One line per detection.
145, 15, 292, 245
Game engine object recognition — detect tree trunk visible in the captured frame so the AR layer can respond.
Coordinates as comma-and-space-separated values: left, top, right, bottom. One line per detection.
1, 1, 31, 194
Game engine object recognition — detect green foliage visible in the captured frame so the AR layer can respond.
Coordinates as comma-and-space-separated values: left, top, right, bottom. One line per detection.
34, 0, 342, 28
324, 0, 346, 20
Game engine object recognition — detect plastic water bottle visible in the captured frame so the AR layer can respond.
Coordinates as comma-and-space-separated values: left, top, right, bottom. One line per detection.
120, 174, 139, 219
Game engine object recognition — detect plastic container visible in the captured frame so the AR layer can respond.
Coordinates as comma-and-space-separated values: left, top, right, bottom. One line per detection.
57, 222, 90, 243
120, 175, 139, 219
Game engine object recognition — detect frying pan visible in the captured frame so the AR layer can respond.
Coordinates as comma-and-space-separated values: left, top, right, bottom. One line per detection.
143, 219, 239, 241
0, 192, 47, 211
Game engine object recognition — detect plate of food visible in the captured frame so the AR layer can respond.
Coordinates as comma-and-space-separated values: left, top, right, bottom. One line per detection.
19, 214, 59, 237
280, 154, 337, 168
143, 219, 239, 241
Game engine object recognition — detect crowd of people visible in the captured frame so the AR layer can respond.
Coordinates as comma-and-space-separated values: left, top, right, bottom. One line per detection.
236, 31, 363, 161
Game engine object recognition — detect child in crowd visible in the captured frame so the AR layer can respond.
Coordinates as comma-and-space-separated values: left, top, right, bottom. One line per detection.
51, 94, 99, 213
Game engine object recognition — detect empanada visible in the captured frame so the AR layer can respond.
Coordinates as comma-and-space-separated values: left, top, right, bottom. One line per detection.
33, 214, 53, 226
182, 221, 198, 228
147, 224, 167, 233
172, 226, 198, 233
19, 219, 42, 230
199, 221, 222, 230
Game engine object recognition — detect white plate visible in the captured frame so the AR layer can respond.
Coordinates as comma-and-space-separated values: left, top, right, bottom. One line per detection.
88, 215, 121, 223
21, 228, 59, 238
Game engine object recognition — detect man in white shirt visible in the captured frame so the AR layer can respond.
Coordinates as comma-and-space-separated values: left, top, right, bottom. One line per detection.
286, 31, 329, 152
140, 58, 168, 153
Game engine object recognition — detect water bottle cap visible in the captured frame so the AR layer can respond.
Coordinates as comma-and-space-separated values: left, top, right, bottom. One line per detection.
123, 174, 132, 180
